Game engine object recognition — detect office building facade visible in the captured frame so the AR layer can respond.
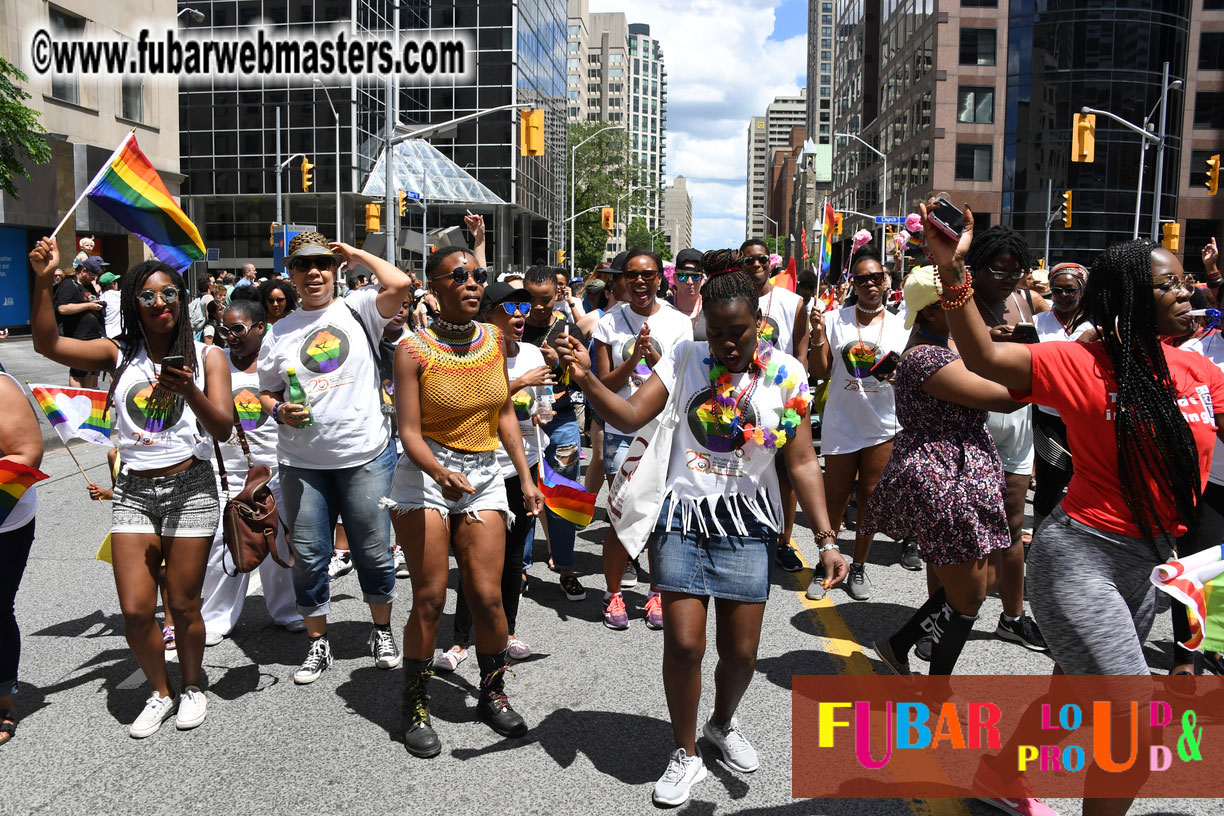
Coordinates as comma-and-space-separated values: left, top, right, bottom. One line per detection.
746, 91, 806, 240
663, 175, 693, 253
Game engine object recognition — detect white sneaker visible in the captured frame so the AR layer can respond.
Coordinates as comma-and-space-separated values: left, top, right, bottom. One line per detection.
703, 715, 760, 773
204, 630, 224, 647
294, 637, 333, 684
507, 636, 532, 660
328, 550, 353, 579
176, 686, 207, 730
653, 747, 707, 806
393, 545, 409, 579
129, 693, 178, 739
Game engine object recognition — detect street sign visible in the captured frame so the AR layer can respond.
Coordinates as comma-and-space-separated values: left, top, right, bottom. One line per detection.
874, 216, 905, 225
405, 191, 422, 201
206, 248, 220, 261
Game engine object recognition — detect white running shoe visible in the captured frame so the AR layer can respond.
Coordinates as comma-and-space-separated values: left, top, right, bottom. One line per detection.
328, 550, 353, 579
507, 636, 532, 660
652, 747, 708, 806
129, 693, 178, 739
392, 545, 409, 579
702, 715, 760, 773
176, 686, 207, 730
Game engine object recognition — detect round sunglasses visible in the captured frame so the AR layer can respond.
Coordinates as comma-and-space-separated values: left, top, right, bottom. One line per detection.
217, 322, 260, 340
137, 286, 181, 307
431, 266, 489, 286
499, 302, 531, 316
1049, 286, 1080, 297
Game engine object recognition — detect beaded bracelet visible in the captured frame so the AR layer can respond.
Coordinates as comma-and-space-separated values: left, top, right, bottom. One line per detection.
272, 401, 286, 425
817, 542, 840, 554
814, 529, 837, 543
941, 286, 974, 311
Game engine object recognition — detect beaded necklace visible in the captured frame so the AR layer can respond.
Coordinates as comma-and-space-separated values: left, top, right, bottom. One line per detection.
704, 344, 810, 450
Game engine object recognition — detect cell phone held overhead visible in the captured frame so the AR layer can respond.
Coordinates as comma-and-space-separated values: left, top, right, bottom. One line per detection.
928, 198, 965, 240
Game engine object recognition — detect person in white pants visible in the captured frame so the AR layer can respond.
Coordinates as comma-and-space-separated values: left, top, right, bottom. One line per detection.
202, 292, 301, 642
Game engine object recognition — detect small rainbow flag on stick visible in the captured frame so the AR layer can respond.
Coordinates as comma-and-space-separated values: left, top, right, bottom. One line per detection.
28, 383, 113, 447
55, 132, 205, 270
0, 460, 49, 527
819, 200, 836, 280
539, 460, 597, 528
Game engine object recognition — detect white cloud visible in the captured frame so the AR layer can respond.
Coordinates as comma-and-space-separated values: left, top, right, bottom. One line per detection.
589, 0, 808, 247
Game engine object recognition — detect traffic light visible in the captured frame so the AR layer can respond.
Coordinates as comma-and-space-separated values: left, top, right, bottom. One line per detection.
556, 249, 567, 265
1208, 154, 1220, 196
365, 203, 381, 233
300, 157, 314, 192
398, 191, 408, 217
1162, 222, 1181, 253
520, 109, 545, 156
833, 213, 843, 235
1062, 190, 1073, 228
601, 207, 614, 232
1071, 113, 1096, 163
270, 222, 278, 247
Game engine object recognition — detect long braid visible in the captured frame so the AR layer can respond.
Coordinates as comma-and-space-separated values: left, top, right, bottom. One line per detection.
1084, 240, 1200, 548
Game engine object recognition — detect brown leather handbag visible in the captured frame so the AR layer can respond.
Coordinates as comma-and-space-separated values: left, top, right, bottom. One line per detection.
214, 421, 291, 576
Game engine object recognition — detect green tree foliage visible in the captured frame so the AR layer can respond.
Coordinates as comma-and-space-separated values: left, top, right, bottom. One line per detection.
0, 59, 52, 200
624, 217, 673, 261
568, 123, 648, 272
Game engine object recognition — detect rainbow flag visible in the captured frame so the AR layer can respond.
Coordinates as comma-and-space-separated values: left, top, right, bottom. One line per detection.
83, 132, 205, 270
28, 383, 113, 447
770, 257, 797, 294
539, 460, 596, 527
819, 201, 836, 279
1151, 544, 1224, 652
0, 460, 49, 526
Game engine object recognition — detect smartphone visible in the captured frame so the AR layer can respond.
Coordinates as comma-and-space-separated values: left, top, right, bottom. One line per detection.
161, 355, 185, 372
1011, 324, 1039, 344
928, 197, 965, 240
870, 351, 900, 380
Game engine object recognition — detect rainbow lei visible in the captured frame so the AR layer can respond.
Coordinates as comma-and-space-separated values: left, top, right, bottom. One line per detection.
705, 351, 811, 450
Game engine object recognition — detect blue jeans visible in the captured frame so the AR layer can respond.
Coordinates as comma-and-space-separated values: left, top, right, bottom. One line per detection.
524, 408, 579, 572
280, 444, 398, 617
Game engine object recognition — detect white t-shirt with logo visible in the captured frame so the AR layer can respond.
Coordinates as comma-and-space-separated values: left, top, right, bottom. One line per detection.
758, 286, 805, 357
820, 305, 908, 454
218, 351, 278, 475
653, 341, 811, 535
593, 301, 694, 437
1034, 310, 1091, 418
1182, 330, 1224, 486
257, 287, 392, 469
496, 342, 549, 478
112, 342, 217, 470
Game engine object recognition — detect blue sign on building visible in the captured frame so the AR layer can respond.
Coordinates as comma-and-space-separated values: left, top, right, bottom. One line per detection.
0, 228, 31, 327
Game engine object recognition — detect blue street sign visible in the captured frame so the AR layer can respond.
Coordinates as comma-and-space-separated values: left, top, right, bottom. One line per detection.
405, 191, 422, 200
874, 216, 905, 225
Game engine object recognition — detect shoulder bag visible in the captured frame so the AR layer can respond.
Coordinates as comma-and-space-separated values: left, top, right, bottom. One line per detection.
214, 420, 289, 576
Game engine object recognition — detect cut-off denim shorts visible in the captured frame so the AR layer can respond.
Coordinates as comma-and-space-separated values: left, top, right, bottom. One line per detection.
382, 437, 511, 526
111, 458, 219, 538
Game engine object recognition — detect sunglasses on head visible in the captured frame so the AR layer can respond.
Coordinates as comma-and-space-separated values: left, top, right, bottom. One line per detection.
499, 302, 531, 316
851, 273, 886, 287
741, 256, 769, 268
988, 267, 1026, 280
623, 269, 657, 281
287, 256, 337, 273
217, 322, 258, 340
676, 271, 702, 282
1050, 286, 1080, 297
137, 286, 181, 307
431, 266, 489, 286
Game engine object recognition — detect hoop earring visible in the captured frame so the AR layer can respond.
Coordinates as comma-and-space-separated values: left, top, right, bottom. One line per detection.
1114, 315, 1121, 337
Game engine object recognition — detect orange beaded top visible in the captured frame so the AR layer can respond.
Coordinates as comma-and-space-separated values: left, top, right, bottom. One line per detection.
401, 322, 507, 452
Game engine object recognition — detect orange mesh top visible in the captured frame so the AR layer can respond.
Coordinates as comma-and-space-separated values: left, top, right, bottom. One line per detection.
401, 323, 508, 452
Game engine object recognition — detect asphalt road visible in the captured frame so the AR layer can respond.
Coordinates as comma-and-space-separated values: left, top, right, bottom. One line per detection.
0, 338, 1215, 815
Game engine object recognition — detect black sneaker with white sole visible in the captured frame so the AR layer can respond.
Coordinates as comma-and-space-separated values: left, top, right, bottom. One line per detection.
294, 637, 333, 684
560, 573, 586, 601
775, 542, 803, 572
995, 613, 1048, 652
900, 538, 922, 571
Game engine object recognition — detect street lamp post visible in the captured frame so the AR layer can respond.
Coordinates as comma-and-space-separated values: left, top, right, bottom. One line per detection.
751, 210, 779, 242
570, 125, 624, 276
312, 79, 342, 243
835, 131, 887, 248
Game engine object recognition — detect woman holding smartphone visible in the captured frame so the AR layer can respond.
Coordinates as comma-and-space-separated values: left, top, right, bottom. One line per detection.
29, 238, 233, 738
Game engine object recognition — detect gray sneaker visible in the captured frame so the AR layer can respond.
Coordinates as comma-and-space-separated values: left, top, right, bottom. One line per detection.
702, 715, 759, 773
805, 564, 827, 600
652, 747, 708, 806
846, 562, 872, 601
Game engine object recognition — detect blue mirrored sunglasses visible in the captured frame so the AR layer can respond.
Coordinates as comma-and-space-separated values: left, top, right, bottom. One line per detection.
500, 302, 531, 316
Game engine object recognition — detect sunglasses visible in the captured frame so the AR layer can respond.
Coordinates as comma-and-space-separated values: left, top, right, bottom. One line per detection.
266, 296, 287, 304
987, 267, 1026, 280
499, 302, 531, 316
287, 257, 337, 273
1050, 286, 1080, 297
851, 273, 886, 287
741, 256, 770, 268
137, 286, 181, 307
217, 322, 258, 339
431, 266, 489, 286
623, 269, 658, 281
676, 271, 702, 282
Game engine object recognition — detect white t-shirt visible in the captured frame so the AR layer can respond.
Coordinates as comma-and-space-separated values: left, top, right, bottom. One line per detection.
257, 288, 392, 469
654, 341, 811, 535
821, 305, 908, 454
496, 342, 548, 478
1034, 310, 1091, 417
593, 301, 694, 436
759, 285, 806, 357
1182, 330, 1224, 486
112, 342, 217, 470
0, 372, 37, 533
101, 289, 123, 338
218, 351, 278, 475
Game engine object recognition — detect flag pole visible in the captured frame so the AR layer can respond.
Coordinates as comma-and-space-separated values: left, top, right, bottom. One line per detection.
25, 381, 103, 500
534, 424, 545, 482
49, 130, 136, 239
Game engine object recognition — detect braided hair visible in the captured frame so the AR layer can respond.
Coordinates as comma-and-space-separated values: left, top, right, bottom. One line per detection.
1083, 239, 1200, 547
700, 250, 758, 312
700, 249, 742, 277
966, 225, 1036, 276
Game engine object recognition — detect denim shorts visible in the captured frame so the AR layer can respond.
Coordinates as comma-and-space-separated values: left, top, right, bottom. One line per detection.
383, 437, 511, 524
603, 432, 635, 477
112, 458, 219, 538
649, 499, 775, 603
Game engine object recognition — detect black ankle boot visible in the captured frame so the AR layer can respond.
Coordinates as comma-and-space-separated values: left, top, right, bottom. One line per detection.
476, 649, 528, 738
402, 658, 441, 758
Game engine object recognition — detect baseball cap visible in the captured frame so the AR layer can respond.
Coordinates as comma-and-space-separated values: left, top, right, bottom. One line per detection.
903, 265, 940, 329
609, 251, 630, 274
480, 281, 532, 313
675, 248, 703, 271
98, 271, 120, 286
79, 257, 109, 274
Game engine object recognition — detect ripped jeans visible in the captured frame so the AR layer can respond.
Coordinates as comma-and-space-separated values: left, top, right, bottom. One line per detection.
524, 408, 579, 572
383, 438, 512, 525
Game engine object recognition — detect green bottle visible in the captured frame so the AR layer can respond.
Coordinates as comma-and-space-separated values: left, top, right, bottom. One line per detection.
286, 367, 313, 427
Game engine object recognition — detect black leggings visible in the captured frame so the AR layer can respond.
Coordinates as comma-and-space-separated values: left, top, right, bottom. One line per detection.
0, 520, 36, 698
1033, 410, 1073, 520
1172, 481, 1224, 665
453, 474, 531, 645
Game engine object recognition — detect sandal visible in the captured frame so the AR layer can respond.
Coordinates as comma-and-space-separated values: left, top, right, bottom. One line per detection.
0, 709, 15, 747
162, 625, 176, 651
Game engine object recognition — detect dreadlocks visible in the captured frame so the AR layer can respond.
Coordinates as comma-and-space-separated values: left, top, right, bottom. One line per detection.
966, 225, 1036, 276
107, 261, 198, 430
1083, 239, 1201, 548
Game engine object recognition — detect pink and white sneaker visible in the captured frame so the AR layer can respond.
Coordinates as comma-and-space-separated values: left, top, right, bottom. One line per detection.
974, 757, 1060, 816
507, 636, 532, 660
432, 646, 468, 672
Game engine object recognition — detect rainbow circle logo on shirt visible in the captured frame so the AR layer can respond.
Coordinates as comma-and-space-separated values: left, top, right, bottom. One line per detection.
511, 388, 535, 422
759, 316, 782, 349
621, 335, 663, 374
232, 387, 269, 432
298, 325, 351, 375
840, 340, 882, 379
123, 379, 185, 434
685, 388, 761, 455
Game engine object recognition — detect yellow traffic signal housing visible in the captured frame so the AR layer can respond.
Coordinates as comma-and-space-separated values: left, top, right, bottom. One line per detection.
398, 191, 408, 217
601, 207, 614, 232
300, 157, 314, 191
833, 213, 843, 235
1062, 190, 1073, 228
365, 203, 381, 233
520, 109, 545, 156
1071, 113, 1095, 163
270, 222, 278, 247
1208, 154, 1220, 196
556, 249, 567, 265
1162, 222, 1181, 253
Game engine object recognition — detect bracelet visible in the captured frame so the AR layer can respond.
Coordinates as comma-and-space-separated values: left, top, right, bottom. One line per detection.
941, 285, 974, 311
272, 401, 285, 425
811, 340, 826, 348
817, 542, 840, 554
814, 529, 837, 543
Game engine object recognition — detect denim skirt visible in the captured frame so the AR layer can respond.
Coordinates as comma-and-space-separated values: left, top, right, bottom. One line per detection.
648, 498, 775, 603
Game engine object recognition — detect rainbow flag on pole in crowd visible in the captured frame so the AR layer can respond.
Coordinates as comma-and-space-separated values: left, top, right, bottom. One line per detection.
539, 460, 597, 527
0, 460, 49, 527
1151, 544, 1224, 652
28, 383, 113, 447
819, 200, 836, 279
83, 132, 205, 270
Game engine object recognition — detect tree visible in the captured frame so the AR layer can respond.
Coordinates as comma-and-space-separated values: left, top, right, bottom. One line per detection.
567, 122, 649, 272
0, 58, 52, 200
624, 217, 673, 261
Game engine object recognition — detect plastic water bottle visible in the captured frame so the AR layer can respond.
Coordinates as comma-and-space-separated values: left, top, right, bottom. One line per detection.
536, 391, 555, 424
286, 367, 313, 427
